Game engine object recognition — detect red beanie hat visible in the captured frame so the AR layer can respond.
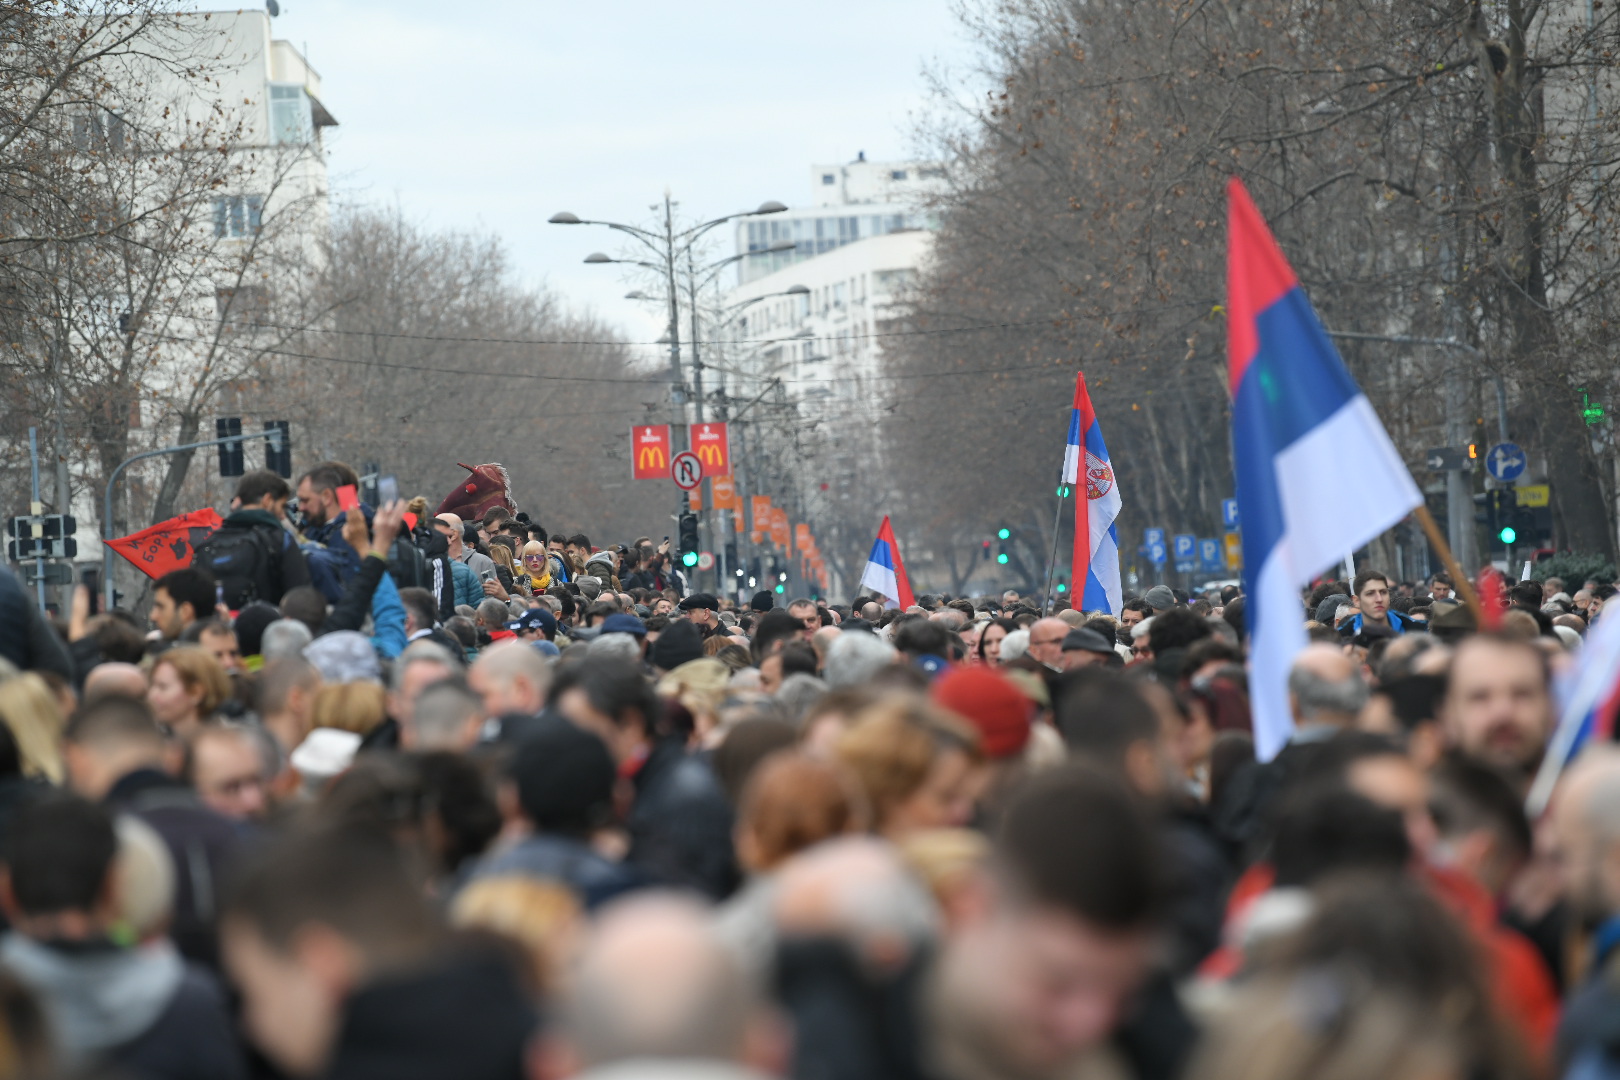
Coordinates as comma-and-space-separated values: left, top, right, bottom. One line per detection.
931, 665, 1031, 759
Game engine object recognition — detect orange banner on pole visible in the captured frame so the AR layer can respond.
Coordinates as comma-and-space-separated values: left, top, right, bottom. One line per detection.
691, 422, 730, 477
689, 484, 703, 511
751, 495, 772, 533
631, 425, 671, 480
106, 508, 223, 580
711, 475, 738, 509
771, 508, 790, 549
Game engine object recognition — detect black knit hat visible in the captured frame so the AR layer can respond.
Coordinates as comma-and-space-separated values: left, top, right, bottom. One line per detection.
650, 618, 704, 671
506, 716, 616, 836
749, 590, 776, 613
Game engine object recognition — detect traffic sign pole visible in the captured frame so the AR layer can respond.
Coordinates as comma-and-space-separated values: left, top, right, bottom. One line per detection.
27, 427, 43, 612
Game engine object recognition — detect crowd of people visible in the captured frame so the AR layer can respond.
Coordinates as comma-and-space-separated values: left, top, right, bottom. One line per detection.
0, 459, 1615, 1080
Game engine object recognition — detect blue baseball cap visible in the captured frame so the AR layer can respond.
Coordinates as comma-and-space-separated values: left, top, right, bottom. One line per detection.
600, 613, 647, 637
506, 608, 557, 637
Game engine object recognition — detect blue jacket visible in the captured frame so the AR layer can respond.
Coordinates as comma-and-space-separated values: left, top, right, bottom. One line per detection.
449, 558, 482, 610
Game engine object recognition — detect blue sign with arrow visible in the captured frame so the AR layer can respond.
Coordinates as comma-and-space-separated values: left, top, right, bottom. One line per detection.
1485, 442, 1527, 482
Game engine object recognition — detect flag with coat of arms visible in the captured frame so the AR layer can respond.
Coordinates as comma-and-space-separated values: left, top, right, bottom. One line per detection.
1063, 372, 1122, 614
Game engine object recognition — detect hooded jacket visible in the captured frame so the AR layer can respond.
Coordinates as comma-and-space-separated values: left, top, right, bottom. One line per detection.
1, 934, 244, 1079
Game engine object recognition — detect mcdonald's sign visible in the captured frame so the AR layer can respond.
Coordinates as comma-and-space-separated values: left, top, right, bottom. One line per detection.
691, 422, 730, 477
631, 425, 671, 480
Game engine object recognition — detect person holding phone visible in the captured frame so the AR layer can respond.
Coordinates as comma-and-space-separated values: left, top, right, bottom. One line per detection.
433, 513, 505, 604
293, 461, 367, 603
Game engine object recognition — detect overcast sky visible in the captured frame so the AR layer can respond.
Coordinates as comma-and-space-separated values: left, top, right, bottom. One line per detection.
266, 0, 978, 341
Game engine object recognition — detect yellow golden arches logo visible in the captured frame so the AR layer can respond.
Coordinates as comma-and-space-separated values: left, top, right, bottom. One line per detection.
696, 443, 725, 467
638, 446, 667, 470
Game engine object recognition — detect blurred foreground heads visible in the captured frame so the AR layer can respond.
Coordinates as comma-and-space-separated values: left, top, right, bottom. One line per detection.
221, 825, 535, 1079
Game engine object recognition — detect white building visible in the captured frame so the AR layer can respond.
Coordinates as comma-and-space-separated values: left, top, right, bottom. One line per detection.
716, 159, 939, 596
63, 11, 337, 570
732, 154, 942, 285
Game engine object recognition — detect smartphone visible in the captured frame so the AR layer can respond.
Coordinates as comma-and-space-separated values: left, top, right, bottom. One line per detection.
378, 475, 399, 505
81, 568, 102, 615
337, 484, 360, 512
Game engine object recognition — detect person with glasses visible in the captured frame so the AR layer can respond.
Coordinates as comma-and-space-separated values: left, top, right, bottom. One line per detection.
519, 541, 552, 592
1024, 616, 1071, 671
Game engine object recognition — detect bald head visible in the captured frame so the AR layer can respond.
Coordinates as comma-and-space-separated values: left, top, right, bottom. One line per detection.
467, 640, 551, 718
1287, 643, 1366, 728
1026, 617, 1072, 669
82, 663, 148, 705
1554, 748, 1620, 923
566, 895, 755, 1067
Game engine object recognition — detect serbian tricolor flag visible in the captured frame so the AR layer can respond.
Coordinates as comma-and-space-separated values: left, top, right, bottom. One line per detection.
1527, 604, 1620, 814
1063, 372, 1122, 613
1227, 179, 1420, 760
859, 516, 915, 610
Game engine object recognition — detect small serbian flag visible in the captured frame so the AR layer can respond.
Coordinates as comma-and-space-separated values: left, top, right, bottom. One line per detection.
105, 508, 224, 580
1227, 179, 1420, 760
1528, 597, 1620, 813
1063, 372, 1122, 614
860, 516, 915, 610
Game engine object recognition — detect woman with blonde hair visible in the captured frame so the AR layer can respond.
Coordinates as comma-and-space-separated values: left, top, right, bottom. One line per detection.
519, 540, 551, 592
488, 540, 529, 597
834, 695, 984, 840
450, 876, 582, 996
0, 674, 64, 783
310, 681, 389, 738
146, 647, 230, 739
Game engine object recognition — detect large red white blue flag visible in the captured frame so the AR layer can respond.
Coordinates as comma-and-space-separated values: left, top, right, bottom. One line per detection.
1227, 178, 1420, 760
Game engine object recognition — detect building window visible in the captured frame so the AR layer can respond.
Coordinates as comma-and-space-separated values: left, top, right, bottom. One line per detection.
71, 109, 126, 151
919, 167, 945, 179
216, 285, 270, 328
212, 195, 265, 238
822, 173, 836, 185
890, 169, 907, 180
269, 84, 311, 145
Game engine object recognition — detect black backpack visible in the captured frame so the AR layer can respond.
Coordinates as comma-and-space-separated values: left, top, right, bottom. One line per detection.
192, 524, 278, 609
388, 533, 432, 591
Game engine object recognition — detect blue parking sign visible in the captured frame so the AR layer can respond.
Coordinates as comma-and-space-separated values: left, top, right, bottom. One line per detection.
1198, 538, 1220, 572
1221, 499, 1240, 529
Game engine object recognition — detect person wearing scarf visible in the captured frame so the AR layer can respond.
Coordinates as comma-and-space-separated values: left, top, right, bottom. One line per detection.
521, 540, 552, 592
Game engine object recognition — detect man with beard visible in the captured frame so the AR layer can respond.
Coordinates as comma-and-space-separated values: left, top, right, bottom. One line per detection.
1440, 634, 1554, 792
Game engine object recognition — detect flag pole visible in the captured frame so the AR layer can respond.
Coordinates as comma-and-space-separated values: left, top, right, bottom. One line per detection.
1042, 486, 1066, 614
1411, 504, 1483, 624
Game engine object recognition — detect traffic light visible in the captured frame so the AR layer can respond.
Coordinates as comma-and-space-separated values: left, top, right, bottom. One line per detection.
677, 512, 700, 568
997, 527, 1011, 540
1467, 443, 1479, 461
996, 526, 1011, 565
1056, 484, 1072, 498
263, 421, 291, 477
997, 551, 1010, 565
1056, 579, 1068, 594
724, 541, 738, 577
216, 417, 243, 477
981, 540, 991, 561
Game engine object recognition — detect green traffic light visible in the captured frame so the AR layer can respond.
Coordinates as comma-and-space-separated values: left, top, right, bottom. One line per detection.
1056, 485, 1071, 498
1498, 526, 1517, 544
774, 583, 785, 594
682, 551, 698, 567
997, 527, 1011, 540
1056, 582, 1068, 593
996, 553, 1009, 565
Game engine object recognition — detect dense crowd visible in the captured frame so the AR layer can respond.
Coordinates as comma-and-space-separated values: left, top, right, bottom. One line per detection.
0, 460, 1615, 1080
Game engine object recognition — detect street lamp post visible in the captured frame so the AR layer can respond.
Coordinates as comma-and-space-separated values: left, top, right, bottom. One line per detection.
552, 197, 786, 591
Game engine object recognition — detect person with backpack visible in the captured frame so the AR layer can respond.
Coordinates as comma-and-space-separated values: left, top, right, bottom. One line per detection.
191, 471, 310, 611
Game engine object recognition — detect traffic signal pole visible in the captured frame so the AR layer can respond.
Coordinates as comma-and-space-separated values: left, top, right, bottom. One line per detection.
100, 428, 272, 611
28, 428, 45, 612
